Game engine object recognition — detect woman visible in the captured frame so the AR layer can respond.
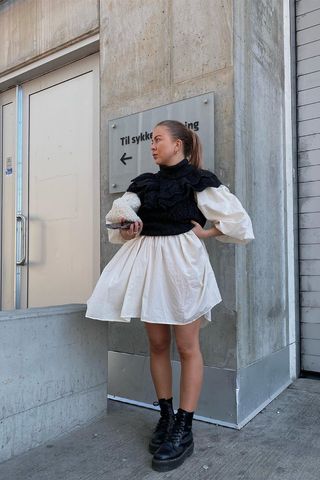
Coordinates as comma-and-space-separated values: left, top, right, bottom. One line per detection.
85, 119, 254, 472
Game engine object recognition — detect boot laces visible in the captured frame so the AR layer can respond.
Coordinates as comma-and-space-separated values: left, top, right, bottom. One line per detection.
164, 415, 188, 443
155, 411, 174, 432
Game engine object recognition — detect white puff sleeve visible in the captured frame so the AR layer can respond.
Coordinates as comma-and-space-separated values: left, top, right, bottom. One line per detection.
105, 191, 142, 244
195, 185, 255, 244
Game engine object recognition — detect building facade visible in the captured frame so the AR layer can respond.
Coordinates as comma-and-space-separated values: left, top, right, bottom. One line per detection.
0, 0, 318, 462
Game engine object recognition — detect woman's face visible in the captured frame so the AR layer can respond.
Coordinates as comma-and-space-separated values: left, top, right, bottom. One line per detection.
150, 125, 183, 166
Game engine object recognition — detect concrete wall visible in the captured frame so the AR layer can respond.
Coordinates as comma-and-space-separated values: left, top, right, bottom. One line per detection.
0, 305, 107, 463
233, 0, 294, 424
103, 0, 294, 427
234, 1, 287, 366
0, 0, 99, 74
101, 0, 238, 370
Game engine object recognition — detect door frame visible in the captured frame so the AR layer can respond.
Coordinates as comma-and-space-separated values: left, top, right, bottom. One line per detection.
0, 36, 100, 309
0, 87, 17, 309
0, 33, 99, 94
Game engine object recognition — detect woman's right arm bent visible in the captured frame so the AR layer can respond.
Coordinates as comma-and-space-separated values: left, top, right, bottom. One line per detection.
105, 191, 142, 244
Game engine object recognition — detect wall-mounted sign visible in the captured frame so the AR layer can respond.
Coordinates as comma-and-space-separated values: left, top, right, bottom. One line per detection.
108, 92, 215, 193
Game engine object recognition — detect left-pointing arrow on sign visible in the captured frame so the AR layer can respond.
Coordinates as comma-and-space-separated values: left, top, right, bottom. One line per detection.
120, 153, 133, 165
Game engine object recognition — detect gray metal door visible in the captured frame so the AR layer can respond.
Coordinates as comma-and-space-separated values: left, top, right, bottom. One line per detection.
296, 0, 320, 372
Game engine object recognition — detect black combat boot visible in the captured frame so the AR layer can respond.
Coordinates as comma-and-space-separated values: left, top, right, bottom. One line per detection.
148, 397, 175, 454
151, 407, 194, 472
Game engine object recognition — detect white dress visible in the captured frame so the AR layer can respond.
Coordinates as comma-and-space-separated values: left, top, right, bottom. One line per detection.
85, 185, 255, 329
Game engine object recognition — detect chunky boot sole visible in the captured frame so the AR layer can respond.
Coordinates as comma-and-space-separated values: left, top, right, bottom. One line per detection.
151, 441, 194, 472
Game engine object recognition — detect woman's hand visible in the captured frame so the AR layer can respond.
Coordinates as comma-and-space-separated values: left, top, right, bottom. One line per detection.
191, 220, 223, 239
119, 216, 143, 240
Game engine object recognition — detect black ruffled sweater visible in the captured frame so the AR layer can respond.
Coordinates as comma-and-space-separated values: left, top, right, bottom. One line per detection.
126, 158, 222, 236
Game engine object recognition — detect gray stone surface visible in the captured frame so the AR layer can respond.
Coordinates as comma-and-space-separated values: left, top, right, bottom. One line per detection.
100, 0, 295, 429
1, 377, 319, 480
0, 0, 98, 73
233, 0, 290, 369
0, 306, 108, 463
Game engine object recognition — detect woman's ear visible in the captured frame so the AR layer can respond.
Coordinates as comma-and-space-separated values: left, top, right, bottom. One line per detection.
176, 138, 183, 152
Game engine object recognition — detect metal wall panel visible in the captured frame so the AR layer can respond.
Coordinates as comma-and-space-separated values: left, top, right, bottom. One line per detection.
108, 92, 215, 193
108, 351, 238, 427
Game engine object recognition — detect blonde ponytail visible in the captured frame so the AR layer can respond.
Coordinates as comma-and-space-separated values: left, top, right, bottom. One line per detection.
189, 130, 203, 169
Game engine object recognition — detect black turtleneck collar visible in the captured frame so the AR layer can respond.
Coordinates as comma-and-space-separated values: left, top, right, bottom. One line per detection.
158, 158, 193, 178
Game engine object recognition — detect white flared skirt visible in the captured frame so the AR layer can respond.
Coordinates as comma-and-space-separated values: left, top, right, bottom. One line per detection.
85, 229, 222, 329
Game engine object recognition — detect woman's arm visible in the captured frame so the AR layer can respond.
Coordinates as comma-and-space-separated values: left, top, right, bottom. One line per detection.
202, 223, 225, 239
194, 185, 255, 244
105, 192, 142, 244
119, 218, 143, 241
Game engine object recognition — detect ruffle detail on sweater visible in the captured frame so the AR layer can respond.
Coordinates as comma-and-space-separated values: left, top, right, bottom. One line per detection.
126, 167, 223, 210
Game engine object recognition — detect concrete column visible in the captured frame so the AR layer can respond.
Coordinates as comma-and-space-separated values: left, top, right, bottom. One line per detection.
100, 0, 295, 428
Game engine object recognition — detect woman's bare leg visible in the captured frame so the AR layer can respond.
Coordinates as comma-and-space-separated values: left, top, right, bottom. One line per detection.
173, 317, 203, 412
144, 322, 173, 399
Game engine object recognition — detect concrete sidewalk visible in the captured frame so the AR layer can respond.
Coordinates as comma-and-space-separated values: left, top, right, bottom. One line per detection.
1, 377, 320, 480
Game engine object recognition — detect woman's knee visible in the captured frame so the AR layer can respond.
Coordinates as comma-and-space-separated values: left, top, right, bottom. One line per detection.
150, 340, 171, 355
173, 319, 202, 358
144, 323, 171, 354
176, 340, 200, 359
